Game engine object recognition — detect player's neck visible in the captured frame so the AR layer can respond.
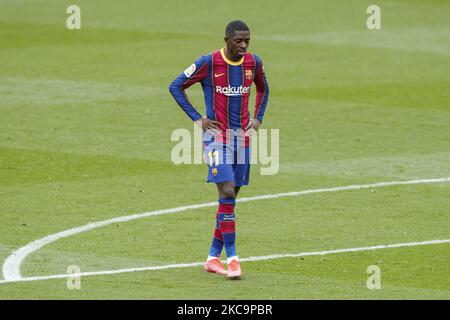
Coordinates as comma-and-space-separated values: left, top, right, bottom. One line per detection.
223, 48, 241, 62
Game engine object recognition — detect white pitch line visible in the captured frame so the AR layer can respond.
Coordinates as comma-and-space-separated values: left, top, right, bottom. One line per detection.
1, 238, 449, 284
2, 177, 449, 283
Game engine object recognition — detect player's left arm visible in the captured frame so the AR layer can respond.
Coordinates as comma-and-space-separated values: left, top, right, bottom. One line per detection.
246, 54, 269, 132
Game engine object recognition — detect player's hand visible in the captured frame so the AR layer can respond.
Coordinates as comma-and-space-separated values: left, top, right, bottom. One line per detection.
245, 118, 261, 137
195, 116, 222, 134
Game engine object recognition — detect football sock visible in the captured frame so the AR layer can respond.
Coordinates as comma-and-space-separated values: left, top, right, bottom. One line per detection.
227, 256, 239, 264
217, 198, 237, 258
208, 211, 224, 258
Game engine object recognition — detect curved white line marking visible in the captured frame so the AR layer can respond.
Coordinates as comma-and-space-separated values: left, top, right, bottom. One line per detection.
2, 177, 449, 282
1, 238, 449, 284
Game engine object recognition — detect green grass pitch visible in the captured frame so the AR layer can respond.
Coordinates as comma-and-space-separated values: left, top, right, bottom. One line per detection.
0, 0, 449, 299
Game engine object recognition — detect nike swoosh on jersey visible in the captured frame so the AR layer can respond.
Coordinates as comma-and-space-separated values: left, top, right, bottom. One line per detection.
214, 73, 226, 78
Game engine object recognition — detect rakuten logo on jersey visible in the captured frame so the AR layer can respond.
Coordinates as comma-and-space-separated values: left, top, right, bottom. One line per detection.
215, 85, 250, 96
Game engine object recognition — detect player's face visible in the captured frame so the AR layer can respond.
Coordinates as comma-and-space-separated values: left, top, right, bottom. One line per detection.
225, 31, 250, 60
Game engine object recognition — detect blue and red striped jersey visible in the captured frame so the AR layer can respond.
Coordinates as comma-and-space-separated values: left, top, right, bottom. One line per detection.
169, 48, 269, 131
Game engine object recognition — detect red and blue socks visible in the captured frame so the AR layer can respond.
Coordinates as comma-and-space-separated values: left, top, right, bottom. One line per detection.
208, 198, 237, 259
208, 211, 224, 258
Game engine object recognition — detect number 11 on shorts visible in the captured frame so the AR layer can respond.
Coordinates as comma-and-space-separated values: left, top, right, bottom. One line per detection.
208, 150, 219, 166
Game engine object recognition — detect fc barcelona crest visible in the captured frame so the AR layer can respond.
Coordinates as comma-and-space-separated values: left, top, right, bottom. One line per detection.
245, 69, 253, 80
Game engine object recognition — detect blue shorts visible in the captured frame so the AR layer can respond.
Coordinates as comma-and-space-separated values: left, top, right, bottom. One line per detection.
203, 130, 251, 187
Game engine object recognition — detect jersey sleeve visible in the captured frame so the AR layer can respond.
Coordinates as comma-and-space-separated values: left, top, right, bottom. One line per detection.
169, 55, 210, 121
253, 55, 269, 123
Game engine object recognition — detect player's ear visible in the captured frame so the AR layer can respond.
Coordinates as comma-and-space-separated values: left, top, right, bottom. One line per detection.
224, 36, 228, 43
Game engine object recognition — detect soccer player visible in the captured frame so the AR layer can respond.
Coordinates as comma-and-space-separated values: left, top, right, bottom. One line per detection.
169, 20, 269, 279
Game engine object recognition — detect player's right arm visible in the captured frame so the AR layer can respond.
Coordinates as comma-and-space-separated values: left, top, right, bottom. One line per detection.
169, 55, 221, 131
169, 55, 209, 122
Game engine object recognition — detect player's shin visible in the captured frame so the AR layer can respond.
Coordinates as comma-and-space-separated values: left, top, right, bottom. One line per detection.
208, 212, 224, 259
217, 198, 237, 259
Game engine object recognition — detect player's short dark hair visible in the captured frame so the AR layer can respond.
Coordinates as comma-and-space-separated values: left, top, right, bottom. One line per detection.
225, 20, 250, 37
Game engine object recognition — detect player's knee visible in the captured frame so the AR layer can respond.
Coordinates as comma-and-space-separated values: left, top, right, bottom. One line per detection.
221, 187, 236, 199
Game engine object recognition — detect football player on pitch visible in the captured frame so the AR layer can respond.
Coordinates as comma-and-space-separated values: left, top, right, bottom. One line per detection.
169, 20, 269, 279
